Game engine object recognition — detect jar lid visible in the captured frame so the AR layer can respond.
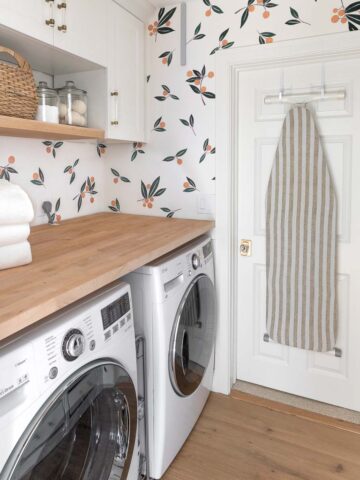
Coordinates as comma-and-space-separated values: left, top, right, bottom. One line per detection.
37, 81, 58, 98
57, 80, 87, 95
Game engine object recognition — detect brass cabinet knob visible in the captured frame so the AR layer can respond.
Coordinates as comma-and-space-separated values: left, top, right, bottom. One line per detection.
45, 18, 55, 26
111, 121, 119, 126
57, 24, 67, 31
57, 2, 67, 8
110, 91, 119, 96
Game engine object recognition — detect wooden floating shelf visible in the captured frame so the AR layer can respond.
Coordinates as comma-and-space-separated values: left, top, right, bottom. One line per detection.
0, 115, 104, 140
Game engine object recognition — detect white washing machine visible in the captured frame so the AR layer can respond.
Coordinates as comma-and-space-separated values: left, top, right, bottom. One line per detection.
124, 235, 216, 479
0, 281, 139, 480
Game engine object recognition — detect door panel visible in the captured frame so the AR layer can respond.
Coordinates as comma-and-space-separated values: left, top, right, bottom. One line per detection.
236, 58, 360, 410
107, 1, 145, 142
0, 0, 54, 45
53, 0, 107, 66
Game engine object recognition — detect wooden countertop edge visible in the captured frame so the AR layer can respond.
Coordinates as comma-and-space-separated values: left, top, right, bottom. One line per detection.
1, 218, 214, 342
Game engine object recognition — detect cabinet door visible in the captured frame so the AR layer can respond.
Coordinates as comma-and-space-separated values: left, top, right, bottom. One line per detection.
53, 0, 107, 66
0, 0, 54, 45
107, 1, 145, 142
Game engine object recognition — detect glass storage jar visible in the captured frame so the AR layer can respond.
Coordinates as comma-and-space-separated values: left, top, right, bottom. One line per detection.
57, 80, 88, 127
36, 81, 59, 124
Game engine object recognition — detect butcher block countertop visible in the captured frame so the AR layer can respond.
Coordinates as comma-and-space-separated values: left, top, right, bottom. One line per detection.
0, 213, 214, 342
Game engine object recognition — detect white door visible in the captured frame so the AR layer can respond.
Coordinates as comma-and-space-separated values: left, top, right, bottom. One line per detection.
0, 0, 54, 45
107, 0, 145, 142
236, 57, 360, 410
53, 0, 107, 66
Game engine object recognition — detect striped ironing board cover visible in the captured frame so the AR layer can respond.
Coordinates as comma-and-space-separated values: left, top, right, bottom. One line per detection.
266, 105, 337, 352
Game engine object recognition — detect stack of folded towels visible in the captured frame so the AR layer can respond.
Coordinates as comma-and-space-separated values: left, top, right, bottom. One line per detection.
0, 180, 34, 270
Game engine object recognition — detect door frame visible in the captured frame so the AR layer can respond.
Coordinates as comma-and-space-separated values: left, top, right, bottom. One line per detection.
213, 31, 360, 395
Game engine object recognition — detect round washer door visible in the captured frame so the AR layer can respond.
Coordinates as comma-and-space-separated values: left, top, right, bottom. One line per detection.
4, 361, 137, 480
169, 274, 216, 397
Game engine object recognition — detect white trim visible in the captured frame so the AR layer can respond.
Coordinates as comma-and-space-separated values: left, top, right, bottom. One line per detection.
214, 30, 360, 395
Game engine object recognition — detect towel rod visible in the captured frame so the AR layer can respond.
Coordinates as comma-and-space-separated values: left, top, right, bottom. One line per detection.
264, 88, 346, 105
263, 333, 342, 357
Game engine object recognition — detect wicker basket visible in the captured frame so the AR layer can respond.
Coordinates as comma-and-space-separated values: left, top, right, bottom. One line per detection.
0, 46, 38, 120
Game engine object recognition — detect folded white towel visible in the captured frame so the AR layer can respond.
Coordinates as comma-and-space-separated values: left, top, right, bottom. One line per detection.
0, 241, 32, 270
0, 224, 30, 247
0, 180, 34, 225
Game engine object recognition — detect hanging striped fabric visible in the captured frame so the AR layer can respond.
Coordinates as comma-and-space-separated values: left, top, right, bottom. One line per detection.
266, 106, 337, 352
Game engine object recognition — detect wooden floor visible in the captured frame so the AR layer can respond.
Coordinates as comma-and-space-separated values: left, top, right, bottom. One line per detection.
163, 392, 360, 480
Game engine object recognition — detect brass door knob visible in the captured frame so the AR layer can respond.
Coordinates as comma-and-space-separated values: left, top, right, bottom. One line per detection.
240, 240, 252, 257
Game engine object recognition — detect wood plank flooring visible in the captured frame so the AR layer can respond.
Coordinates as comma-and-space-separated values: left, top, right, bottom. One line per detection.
163, 392, 360, 480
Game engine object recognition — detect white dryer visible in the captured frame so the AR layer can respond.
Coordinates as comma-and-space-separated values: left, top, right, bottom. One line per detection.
0, 281, 139, 480
124, 235, 216, 479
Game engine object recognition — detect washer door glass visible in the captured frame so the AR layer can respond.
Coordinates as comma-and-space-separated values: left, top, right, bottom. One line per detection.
169, 274, 216, 397
7, 362, 137, 480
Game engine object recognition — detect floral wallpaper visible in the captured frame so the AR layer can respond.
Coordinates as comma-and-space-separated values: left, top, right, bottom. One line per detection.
0, 138, 106, 225
2, 0, 359, 226
105, 0, 360, 221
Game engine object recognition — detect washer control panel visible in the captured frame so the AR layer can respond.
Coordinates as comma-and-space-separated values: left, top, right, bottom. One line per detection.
62, 328, 85, 362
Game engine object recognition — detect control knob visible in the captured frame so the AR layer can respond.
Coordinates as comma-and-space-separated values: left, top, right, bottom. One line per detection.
191, 253, 201, 270
62, 329, 85, 361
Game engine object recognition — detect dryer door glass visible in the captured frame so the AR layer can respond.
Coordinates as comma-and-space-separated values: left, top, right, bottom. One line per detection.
169, 274, 216, 397
7, 362, 137, 480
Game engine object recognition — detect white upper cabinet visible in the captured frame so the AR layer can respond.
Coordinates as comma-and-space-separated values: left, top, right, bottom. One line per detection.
0, 0, 54, 45
107, 0, 145, 142
53, 0, 107, 66
0, 0, 149, 142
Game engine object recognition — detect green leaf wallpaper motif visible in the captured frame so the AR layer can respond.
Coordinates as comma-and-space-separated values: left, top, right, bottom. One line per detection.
139, 177, 167, 209
73, 176, 98, 212
43, 140, 63, 158
186, 65, 215, 105
0, 156, 18, 181
30, 168, 45, 187
183, 176, 199, 193
108, 198, 121, 213
131, 143, 145, 162
203, 0, 224, 16
155, 84, 180, 101
148, 7, 177, 41
64, 158, 79, 185
210, 28, 235, 54
331, 2, 360, 30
